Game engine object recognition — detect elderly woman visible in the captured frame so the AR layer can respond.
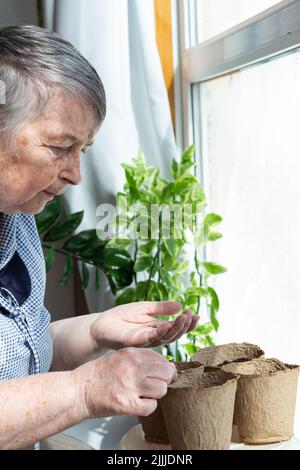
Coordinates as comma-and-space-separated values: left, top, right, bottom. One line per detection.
0, 25, 198, 450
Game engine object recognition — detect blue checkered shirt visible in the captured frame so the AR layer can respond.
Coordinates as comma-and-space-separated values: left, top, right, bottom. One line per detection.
0, 213, 53, 380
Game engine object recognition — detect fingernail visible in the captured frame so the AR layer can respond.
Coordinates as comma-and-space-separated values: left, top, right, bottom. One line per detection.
183, 309, 192, 315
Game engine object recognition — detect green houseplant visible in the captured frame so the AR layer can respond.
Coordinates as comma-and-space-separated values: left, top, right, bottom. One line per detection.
36, 145, 226, 360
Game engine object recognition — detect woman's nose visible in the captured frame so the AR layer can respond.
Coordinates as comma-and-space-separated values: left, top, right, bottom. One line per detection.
60, 155, 82, 186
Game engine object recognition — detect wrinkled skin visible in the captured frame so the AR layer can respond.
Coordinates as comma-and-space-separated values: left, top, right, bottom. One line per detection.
0, 89, 96, 214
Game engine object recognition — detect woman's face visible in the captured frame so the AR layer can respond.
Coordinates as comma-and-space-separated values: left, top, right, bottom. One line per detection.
0, 90, 97, 214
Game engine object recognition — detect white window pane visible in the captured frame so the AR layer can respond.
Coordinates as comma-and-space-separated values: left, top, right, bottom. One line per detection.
198, 51, 300, 435
195, 0, 282, 44
198, 50, 300, 362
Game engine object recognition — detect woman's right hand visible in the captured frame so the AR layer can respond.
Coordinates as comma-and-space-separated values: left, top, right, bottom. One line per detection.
73, 347, 177, 420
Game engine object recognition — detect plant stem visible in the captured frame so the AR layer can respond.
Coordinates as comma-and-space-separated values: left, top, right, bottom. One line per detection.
144, 248, 160, 300
42, 243, 98, 268
194, 234, 203, 315
144, 211, 162, 300
133, 240, 138, 284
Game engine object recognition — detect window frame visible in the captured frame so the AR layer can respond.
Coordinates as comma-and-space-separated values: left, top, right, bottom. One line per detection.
174, 0, 300, 156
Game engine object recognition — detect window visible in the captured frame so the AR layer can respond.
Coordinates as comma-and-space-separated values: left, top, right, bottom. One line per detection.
186, 0, 282, 46
199, 51, 300, 352
176, 2, 300, 433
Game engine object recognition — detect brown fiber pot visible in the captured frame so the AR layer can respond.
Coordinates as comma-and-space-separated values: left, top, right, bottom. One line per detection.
222, 358, 300, 444
139, 361, 204, 444
192, 342, 264, 367
160, 368, 238, 450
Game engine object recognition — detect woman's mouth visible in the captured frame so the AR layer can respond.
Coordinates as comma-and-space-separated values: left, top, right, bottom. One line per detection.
42, 191, 55, 201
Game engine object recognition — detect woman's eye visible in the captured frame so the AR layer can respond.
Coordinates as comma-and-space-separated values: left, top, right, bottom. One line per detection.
50, 146, 71, 154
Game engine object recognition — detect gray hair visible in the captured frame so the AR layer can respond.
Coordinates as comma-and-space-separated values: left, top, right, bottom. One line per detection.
0, 25, 106, 150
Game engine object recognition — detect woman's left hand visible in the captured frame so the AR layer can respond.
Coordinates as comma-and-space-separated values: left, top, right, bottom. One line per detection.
90, 301, 199, 350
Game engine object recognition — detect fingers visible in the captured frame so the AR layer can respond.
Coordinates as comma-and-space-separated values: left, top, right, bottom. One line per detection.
137, 398, 158, 417
119, 349, 176, 416
137, 323, 173, 347
125, 347, 173, 367
166, 312, 193, 343
148, 311, 197, 347
83, 348, 177, 419
141, 362, 177, 385
119, 308, 200, 349
187, 315, 199, 332
149, 315, 187, 346
139, 377, 168, 399
152, 310, 193, 346
128, 348, 178, 383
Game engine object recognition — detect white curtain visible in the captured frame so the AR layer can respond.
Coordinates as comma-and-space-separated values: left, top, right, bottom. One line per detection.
42, 0, 177, 314
0, 0, 37, 26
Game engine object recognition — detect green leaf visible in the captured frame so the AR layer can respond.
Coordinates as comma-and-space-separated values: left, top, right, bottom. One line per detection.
186, 294, 198, 308
204, 213, 223, 226
171, 159, 179, 179
208, 232, 223, 242
148, 282, 163, 301
44, 211, 84, 242
58, 255, 74, 286
134, 150, 146, 168
102, 248, 133, 269
134, 280, 164, 302
210, 305, 219, 332
202, 262, 227, 275
176, 260, 189, 274
162, 252, 178, 271
139, 240, 157, 254
194, 224, 210, 247
35, 197, 62, 234
115, 287, 137, 305
190, 323, 214, 336
135, 281, 148, 300
106, 272, 117, 295
146, 167, 159, 188
45, 245, 56, 272
95, 268, 101, 290
140, 190, 160, 204
106, 238, 132, 250
204, 334, 215, 346
181, 145, 195, 164
186, 287, 209, 297
164, 355, 174, 361
156, 283, 169, 301
178, 161, 195, 178
173, 177, 197, 196
183, 343, 200, 357
190, 272, 198, 287
81, 262, 89, 289
77, 243, 106, 265
107, 267, 133, 290
124, 168, 139, 199
207, 287, 220, 312
160, 269, 175, 289
175, 347, 183, 361
163, 239, 182, 258
63, 230, 105, 253
161, 182, 175, 201
134, 256, 153, 272
189, 182, 205, 203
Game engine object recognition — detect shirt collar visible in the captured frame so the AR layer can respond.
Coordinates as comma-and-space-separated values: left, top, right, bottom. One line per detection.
0, 213, 18, 271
